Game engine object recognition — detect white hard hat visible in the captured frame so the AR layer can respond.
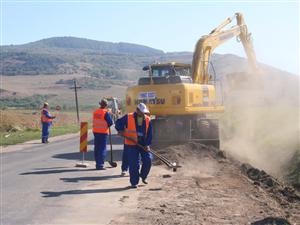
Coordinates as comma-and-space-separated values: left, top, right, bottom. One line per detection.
137, 103, 150, 114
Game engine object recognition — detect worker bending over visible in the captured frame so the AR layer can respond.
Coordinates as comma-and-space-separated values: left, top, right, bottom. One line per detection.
41, 102, 56, 143
115, 103, 152, 188
93, 99, 113, 170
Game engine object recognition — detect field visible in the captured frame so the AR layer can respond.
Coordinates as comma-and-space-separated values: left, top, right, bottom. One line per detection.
0, 109, 92, 146
1, 74, 129, 109
1, 73, 129, 145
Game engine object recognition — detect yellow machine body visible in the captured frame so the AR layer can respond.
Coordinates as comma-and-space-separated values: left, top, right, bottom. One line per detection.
126, 82, 224, 116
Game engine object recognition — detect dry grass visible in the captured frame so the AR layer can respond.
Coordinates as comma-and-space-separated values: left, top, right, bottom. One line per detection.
0, 109, 93, 145
1, 74, 128, 108
0, 110, 86, 131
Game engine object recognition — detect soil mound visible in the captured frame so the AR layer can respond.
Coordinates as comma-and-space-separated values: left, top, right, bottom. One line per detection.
153, 142, 225, 167
241, 163, 300, 204
251, 217, 291, 225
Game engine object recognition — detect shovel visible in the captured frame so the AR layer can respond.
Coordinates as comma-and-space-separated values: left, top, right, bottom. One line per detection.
120, 134, 180, 172
108, 127, 117, 168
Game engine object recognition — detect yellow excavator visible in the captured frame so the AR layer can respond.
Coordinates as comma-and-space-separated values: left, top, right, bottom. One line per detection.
125, 12, 257, 147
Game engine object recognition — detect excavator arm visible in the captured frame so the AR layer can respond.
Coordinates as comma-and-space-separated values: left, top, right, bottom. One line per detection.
192, 12, 257, 84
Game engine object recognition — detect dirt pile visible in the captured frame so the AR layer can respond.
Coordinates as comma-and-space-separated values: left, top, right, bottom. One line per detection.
111, 143, 299, 225
251, 217, 291, 225
152, 142, 225, 167
241, 163, 300, 204
155, 142, 300, 204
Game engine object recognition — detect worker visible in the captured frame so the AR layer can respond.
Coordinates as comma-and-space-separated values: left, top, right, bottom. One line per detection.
41, 102, 56, 143
120, 104, 151, 177
93, 99, 113, 170
119, 102, 149, 177
115, 103, 152, 188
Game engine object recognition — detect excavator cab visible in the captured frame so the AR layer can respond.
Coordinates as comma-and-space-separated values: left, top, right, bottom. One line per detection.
138, 63, 193, 85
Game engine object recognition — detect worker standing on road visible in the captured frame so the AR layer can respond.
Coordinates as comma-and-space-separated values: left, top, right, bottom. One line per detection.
115, 103, 152, 188
93, 99, 113, 170
41, 102, 56, 144
119, 104, 151, 177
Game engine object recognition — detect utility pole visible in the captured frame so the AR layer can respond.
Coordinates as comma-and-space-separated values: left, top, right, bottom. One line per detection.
70, 79, 81, 123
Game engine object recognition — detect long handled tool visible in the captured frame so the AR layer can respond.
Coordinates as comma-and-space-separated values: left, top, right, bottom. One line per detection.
120, 134, 181, 172
108, 127, 117, 167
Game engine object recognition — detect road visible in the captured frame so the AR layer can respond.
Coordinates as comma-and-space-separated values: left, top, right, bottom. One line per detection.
2, 130, 299, 225
1, 129, 143, 225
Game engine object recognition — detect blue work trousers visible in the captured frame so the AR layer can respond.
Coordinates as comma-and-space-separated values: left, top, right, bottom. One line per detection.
126, 145, 152, 186
93, 132, 108, 169
121, 145, 129, 172
41, 122, 51, 142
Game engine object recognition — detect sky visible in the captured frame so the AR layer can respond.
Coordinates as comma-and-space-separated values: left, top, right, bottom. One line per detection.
1, 0, 299, 74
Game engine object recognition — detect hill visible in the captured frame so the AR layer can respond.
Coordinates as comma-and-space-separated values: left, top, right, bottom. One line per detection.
0, 36, 263, 78
1, 36, 298, 109
1, 36, 165, 77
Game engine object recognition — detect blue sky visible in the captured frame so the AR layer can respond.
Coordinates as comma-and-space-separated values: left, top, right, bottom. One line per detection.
1, 0, 299, 74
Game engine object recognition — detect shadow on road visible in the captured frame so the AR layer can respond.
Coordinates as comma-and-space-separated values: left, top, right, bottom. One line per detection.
20, 168, 96, 175
16, 142, 42, 145
33, 166, 69, 170
60, 174, 121, 183
41, 186, 131, 197
88, 134, 124, 145
52, 149, 123, 161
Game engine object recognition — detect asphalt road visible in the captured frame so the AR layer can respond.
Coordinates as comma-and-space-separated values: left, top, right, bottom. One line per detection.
1, 129, 136, 225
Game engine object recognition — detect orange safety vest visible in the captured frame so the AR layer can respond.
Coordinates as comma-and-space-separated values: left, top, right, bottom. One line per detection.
41, 109, 53, 123
93, 108, 109, 134
124, 113, 150, 145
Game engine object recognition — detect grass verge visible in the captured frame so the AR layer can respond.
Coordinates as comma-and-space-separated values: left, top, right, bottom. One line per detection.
285, 150, 300, 191
0, 124, 80, 146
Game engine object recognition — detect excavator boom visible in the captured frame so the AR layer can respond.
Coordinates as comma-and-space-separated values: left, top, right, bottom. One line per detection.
192, 12, 257, 84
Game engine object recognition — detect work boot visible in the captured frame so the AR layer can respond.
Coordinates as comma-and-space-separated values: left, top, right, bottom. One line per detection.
130, 185, 137, 189
121, 171, 127, 176
142, 178, 148, 185
96, 166, 106, 170
140, 174, 148, 184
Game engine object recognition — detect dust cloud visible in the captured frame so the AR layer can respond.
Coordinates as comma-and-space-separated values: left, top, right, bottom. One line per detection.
219, 67, 299, 177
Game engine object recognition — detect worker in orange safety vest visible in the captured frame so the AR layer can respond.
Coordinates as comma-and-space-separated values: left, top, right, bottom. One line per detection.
115, 103, 153, 188
41, 102, 56, 143
93, 99, 113, 170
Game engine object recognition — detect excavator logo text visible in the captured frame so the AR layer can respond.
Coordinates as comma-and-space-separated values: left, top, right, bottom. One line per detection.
135, 91, 165, 105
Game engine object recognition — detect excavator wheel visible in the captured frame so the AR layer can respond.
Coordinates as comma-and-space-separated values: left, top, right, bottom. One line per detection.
192, 119, 220, 148
152, 116, 220, 148
152, 116, 191, 146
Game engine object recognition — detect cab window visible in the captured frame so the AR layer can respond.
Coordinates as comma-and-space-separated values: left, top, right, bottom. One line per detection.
151, 67, 174, 77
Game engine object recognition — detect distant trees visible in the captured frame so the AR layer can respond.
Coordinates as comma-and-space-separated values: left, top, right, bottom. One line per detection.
1, 37, 166, 77
0, 94, 56, 109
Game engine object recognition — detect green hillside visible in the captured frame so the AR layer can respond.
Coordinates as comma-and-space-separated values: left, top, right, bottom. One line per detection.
1, 37, 167, 77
